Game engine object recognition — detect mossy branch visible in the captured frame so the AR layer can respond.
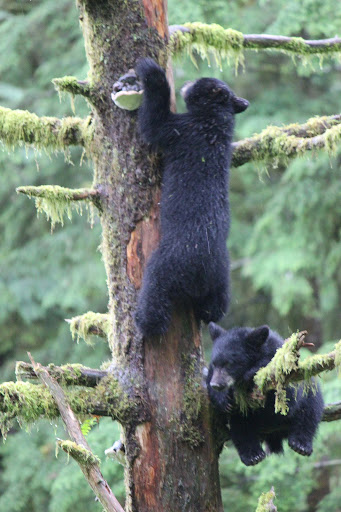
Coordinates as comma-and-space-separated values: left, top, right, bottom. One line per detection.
0, 106, 93, 150
170, 23, 341, 67
17, 185, 99, 202
323, 402, 341, 422
66, 312, 110, 343
16, 185, 100, 229
28, 354, 124, 512
255, 487, 277, 512
53, 77, 94, 100
0, 371, 144, 436
16, 362, 107, 387
57, 439, 101, 465
254, 333, 341, 414
231, 114, 341, 168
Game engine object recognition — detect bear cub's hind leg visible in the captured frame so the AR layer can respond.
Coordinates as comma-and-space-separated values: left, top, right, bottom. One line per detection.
230, 416, 266, 466
135, 250, 174, 337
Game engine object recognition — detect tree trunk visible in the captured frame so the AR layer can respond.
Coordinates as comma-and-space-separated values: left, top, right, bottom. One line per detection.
76, 1, 223, 511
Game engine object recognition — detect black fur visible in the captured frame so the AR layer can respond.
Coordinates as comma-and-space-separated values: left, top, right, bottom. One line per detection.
207, 323, 324, 466
134, 58, 249, 337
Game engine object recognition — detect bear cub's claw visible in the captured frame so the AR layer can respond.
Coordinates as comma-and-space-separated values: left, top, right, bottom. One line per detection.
240, 450, 266, 467
288, 439, 313, 456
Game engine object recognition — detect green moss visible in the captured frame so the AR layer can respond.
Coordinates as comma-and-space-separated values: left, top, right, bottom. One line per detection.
170, 22, 244, 71
0, 381, 59, 437
254, 333, 302, 415
333, 340, 341, 369
300, 352, 333, 380
68, 312, 110, 344
57, 439, 101, 466
179, 356, 205, 447
0, 106, 93, 152
255, 488, 276, 512
0, 376, 141, 437
239, 122, 341, 169
17, 185, 95, 230
170, 24, 341, 70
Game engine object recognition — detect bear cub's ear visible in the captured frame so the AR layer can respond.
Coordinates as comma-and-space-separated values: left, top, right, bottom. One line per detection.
208, 322, 226, 342
246, 325, 269, 347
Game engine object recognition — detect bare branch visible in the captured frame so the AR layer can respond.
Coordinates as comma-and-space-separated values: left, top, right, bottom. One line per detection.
0, 106, 93, 150
28, 353, 124, 512
16, 362, 107, 387
231, 115, 341, 167
322, 401, 341, 422
170, 23, 341, 59
243, 34, 341, 53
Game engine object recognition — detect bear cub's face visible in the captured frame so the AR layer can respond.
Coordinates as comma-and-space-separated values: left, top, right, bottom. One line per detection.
181, 77, 249, 115
208, 323, 270, 391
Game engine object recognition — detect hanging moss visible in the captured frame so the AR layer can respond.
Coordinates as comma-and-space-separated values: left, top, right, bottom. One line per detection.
68, 312, 110, 344
0, 381, 59, 437
170, 23, 341, 70
53, 76, 92, 97
232, 122, 341, 169
255, 487, 277, 512
170, 22, 244, 71
0, 106, 93, 152
333, 340, 341, 370
16, 185, 95, 230
254, 333, 302, 415
57, 439, 101, 466
0, 376, 142, 437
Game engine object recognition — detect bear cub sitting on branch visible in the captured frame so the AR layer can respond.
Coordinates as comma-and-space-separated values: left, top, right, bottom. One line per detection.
134, 58, 249, 337
207, 323, 324, 466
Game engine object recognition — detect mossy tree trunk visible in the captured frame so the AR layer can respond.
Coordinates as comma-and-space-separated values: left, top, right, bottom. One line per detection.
76, 1, 223, 511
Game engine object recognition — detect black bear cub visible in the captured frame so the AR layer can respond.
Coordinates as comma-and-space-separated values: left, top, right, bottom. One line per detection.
207, 323, 324, 466
134, 58, 249, 337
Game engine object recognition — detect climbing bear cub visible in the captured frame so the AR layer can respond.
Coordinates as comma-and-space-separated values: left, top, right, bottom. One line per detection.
207, 323, 324, 466
134, 58, 249, 337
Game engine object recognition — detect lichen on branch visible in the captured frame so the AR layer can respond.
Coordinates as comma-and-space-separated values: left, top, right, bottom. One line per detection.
170, 22, 244, 70
254, 334, 341, 414
16, 185, 99, 230
66, 311, 110, 343
0, 106, 93, 151
53, 76, 94, 99
231, 116, 341, 168
57, 439, 101, 465
170, 23, 341, 68
16, 362, 107, 387
255, 487, 277, 512
0, 373, 143, 436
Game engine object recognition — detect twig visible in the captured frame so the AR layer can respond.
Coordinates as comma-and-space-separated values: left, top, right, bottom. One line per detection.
27, 353, 124, 512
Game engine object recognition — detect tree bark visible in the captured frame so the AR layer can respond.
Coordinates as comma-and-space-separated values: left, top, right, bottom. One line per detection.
76, 1, 223, 511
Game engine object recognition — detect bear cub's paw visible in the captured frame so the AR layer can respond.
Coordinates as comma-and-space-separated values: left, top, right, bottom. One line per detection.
135, 58, 166, 87
240, 449, 266, 467
288, 438, 313, 456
